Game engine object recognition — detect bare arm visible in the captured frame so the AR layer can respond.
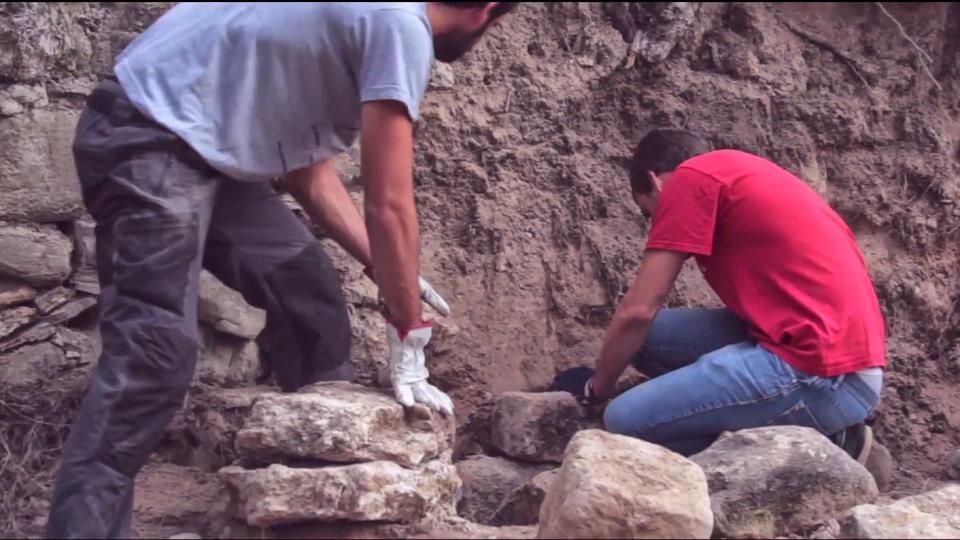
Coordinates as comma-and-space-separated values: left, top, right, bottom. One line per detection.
361, 100, 421, 330
285, 159, 373, 268
591, 249, 688, 398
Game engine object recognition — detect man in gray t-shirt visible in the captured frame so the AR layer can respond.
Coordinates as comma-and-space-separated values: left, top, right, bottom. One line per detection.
46, 3, 517, 538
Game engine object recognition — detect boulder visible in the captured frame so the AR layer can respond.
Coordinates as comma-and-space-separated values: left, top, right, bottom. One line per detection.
840, 485, 960, 539
0, 341, 66, 386
455, 456, 553, 524
196, 327, 261, 388
0, 223, 72, 286
0, 321, 56, 354
198, 271, 266, 340
168, 386, 262, 471
235, 382, 454, 468
490, 392, 600, 463
45, 296, 98, 325
690, 426, 878, 539
34, 286, 74, 314
537, 429, 713, 539
0, 326, 98, 386
0, 109, 84, 222
219, 459, 460, 527
0, 306, 34, 339
491, 469, 558, 526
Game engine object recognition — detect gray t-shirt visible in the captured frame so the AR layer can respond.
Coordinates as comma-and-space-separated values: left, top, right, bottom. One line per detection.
115, 2, 433, 182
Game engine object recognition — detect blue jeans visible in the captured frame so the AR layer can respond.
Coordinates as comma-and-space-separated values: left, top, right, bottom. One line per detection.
603, 308, 883, 456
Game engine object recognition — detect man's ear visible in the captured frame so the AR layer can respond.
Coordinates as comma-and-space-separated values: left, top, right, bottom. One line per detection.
648, 171, 664, 194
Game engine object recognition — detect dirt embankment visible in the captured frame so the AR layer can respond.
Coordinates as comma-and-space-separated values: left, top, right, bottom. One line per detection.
0, 2, 958, 537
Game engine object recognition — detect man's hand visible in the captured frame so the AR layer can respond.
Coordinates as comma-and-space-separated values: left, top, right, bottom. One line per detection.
387, 323, 454, 415
361, 100, 422, 331
549, 366, 606, 404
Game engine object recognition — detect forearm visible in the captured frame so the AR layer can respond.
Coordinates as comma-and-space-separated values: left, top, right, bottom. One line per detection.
593, 308, 655, 397
286, 163, 373, 267
590, 249, 687, 398
365, 197, 422, 329
360, 100, 422, 330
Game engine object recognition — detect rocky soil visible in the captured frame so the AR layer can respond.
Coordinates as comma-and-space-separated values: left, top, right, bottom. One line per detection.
1, 1, 959, 538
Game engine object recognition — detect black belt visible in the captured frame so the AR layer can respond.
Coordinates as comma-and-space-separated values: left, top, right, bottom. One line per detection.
86, 76, 146, 122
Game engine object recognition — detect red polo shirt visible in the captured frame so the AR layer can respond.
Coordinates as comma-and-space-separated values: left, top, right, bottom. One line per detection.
646, 150, 886, 376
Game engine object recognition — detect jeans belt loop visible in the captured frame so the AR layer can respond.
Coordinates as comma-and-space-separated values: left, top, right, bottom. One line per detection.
831, 373, 846, 391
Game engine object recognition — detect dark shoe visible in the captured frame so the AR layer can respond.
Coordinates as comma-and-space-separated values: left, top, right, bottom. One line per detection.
830, 423, 873, 464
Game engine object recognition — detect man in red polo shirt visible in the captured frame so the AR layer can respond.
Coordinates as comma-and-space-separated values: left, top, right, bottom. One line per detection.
552, 128, 886, 463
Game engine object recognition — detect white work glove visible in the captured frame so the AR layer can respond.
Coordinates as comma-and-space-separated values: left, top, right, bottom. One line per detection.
387, 323, 454, 415
418, 275, 451, 316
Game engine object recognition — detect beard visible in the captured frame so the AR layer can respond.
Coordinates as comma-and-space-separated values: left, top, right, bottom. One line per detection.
433, 24, 486, 63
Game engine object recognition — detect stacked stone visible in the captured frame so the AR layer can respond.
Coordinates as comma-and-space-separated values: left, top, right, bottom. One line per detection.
215, 382, 461, 537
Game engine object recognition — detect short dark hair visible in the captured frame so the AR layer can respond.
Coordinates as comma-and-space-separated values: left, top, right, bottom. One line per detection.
440, 2, 520, 20
629, 129, 712, 194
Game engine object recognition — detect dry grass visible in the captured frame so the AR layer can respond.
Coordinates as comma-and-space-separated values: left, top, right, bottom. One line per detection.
0, 378, 85, 539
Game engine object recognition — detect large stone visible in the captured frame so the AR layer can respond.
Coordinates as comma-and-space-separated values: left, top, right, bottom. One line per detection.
0, 3, 94, 82
538, 430, 713, 539
490, 392, 600, 463
0, 306, 35, 339
0, 341, 65, 386
235, 382, 453, 468
34, 286, 74, 314
491, 469, 558, 526
690, 426, 878, 539
196, 326, 261, 389
840, 485, 960, 539
198, 271, 266, 339
0, 110, 83, 222
45, 297, 98, 325
455, 456, 553, 524
0, 223, 72, 286
0, 321, 56, 354
219, 459, 460, 527
167, 386, 262, 471
0, 327, 98, 386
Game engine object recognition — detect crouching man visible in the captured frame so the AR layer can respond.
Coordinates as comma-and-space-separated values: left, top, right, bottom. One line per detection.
553, 129, 886, 464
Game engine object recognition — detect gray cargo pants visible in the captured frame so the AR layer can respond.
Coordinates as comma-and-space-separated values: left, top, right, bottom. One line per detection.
45, 78, 353, 539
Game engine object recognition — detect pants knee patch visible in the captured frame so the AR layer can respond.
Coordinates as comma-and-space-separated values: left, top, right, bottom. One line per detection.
262, 243, 351, 391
